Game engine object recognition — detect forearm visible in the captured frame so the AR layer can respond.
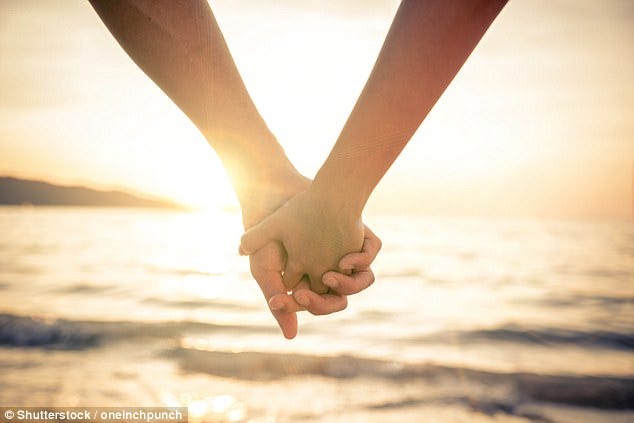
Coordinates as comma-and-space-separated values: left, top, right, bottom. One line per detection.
89, 0, 296, 204
312, 0, 507, 213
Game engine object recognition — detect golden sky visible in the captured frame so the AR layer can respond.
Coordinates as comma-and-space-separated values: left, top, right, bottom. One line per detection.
0, 0, 632, 218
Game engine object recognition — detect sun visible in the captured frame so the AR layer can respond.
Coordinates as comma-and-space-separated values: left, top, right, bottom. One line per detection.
131, 115, 240, 211
167, 156, 238, 210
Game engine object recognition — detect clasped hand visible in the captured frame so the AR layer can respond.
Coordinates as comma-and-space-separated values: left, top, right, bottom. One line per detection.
238, 175, 380, 339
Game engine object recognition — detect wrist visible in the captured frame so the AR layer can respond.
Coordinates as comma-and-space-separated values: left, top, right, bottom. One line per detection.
310, 167, 368, 218
207, 129, 308, 226
239, 165, 310, 228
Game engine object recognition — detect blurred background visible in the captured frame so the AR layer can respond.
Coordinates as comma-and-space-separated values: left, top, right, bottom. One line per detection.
0, 1, 632, 422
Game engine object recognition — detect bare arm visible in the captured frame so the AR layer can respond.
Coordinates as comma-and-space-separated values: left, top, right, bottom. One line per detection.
89, 0, 382, 337
241, 0, 507, 291
88, 0, 299, 207
312, 0, 508, 213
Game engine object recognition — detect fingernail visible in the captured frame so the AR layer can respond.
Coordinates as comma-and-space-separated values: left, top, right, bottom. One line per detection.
269, 297, 284, 311
323, 276, 339, 289
294, 293, 309, 307
238, 245, 249, 256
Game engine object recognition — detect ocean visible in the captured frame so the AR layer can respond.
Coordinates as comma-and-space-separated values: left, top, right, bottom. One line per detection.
0, 207, 632, 422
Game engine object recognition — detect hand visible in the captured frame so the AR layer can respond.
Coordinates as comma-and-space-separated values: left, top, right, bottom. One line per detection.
268, 225, 381, 315
246, 240, 298, 339
240, 187, 366, 294
241, 172, 381, 339
240, 172, 380, 338
248, 225, 381, 339
239, 170, 305, 339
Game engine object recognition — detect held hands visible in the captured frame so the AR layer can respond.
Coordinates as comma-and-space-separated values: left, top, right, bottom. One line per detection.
267, 224, 381, 312
239, 173, 380, 339
241, 189, 364, 293
245, 228, 380, 339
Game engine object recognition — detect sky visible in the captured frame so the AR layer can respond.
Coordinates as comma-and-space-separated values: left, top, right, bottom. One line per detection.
0, 0, 632, 219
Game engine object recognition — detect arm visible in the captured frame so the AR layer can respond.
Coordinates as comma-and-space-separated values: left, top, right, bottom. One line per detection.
89, 0, 381, 337
313, 0, 508, 214
240, 0, 507, 292
88, 0, 297, 208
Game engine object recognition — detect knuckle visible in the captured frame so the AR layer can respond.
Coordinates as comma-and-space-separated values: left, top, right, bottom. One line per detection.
366, 271, 376, 286
339, 297, 348, 311
360, 256, 373, 268
339, 278, 357, 294
309, 296, 347, 316
310, 280, 329, 295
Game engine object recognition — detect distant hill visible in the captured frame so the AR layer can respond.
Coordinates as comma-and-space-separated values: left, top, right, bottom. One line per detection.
0, 177, 179, 208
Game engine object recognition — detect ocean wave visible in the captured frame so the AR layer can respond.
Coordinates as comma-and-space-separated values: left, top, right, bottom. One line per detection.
0, 313, 632, 410
142, 264, 222, 277
141, 297, 258, 310
411, 325, 634, 351
364, 396, 557, 423
2, 311, 631, 354
168, 347, 634, 410
526, 294, 634, 308
0, 313, 99, 349
586, 268, 633, 281
0, 313, 276, 350
51, 283, 114, 294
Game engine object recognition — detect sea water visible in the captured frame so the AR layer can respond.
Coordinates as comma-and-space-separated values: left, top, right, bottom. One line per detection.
0, 207, 632, 422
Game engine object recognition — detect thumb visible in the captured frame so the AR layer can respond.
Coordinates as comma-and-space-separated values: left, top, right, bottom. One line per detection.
239, 214, 281, 255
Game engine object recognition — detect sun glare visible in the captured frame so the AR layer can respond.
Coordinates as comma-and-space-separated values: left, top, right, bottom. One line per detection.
168, 163, 237, 211
0, 0, 630, 218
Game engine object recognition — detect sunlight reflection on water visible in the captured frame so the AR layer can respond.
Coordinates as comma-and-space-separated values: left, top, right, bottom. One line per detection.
161, 392, 246, 423
0, 207, 632, 421
0, 207, 632, 375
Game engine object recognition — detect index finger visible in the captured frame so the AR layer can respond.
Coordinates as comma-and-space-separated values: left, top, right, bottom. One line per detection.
250, 243, 298, 339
